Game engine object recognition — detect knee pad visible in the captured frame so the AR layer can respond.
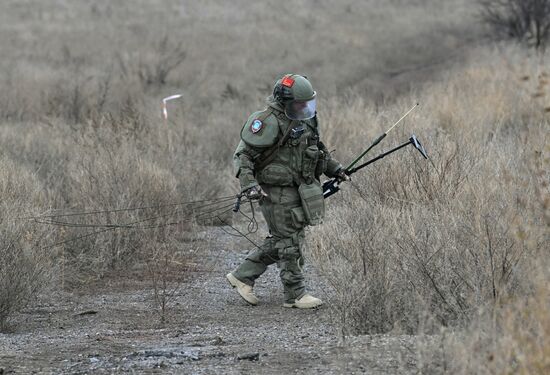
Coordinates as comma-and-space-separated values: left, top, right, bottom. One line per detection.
275, 238, 299, 259
246, 236, 278, 264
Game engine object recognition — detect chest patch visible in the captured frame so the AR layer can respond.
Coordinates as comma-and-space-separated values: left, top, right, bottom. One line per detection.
250, 119, 264, 134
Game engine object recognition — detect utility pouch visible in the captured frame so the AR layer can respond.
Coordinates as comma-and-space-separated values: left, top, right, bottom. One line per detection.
315, 150, 328, 179
302, 145, 320, 184
290, 206, 306, 229
298, 182, 325, 226
256, 163, 294, 186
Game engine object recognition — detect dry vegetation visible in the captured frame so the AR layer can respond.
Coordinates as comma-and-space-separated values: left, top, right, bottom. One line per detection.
0, 157, 54, 331
479, 0, 550, 49
310, 49, 549, 371
0, 0, 548, 373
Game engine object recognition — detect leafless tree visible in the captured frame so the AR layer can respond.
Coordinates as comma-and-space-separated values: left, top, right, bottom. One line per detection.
479, 0, 550, 49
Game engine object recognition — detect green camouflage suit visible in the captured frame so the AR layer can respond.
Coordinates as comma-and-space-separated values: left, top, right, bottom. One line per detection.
232, 98, 342, 304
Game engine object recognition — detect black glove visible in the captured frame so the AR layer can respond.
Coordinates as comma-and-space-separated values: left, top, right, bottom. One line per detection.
336, 169, 351, 182
244, 186, 268, 200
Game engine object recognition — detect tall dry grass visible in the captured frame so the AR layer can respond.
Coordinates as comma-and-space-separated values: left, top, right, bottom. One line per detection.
0, 0, 481, 317
0, 0, 481, 123
308, 46, 549, 371
0, 2, 547, 371
0, 156, 54, 330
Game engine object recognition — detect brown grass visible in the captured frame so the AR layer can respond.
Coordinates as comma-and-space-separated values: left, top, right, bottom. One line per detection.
0, 1, 548, 372
0, 156, 53, 330
309, 45, 549, 371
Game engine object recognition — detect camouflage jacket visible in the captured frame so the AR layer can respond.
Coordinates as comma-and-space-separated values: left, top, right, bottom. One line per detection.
233, 99, 342, 192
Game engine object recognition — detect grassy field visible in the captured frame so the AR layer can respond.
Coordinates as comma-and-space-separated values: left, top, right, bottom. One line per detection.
0, 0, 548, 373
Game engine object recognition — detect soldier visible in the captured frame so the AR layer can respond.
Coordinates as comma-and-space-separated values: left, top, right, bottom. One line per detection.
227, 74, 349, 309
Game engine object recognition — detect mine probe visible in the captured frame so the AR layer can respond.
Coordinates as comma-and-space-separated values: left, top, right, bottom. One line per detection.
323, 103, 428, 198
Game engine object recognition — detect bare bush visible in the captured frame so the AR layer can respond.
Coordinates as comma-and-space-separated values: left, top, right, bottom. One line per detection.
310, 168, 535, 335
0, 157, 53, 331
60, 133, 181, 281
147, 243, 182, 324
310, 49, 549, 335
479, 0, 550, 48
443, 125, 550, 374
146, 231, 202, 324
0, 226, 48, 331
131, 36, 187, 89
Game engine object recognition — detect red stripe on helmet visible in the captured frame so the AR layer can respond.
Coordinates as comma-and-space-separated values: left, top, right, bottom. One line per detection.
281, 75, 295, 87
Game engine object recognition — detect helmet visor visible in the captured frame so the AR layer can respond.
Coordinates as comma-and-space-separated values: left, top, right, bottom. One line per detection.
285, 96, 317, 120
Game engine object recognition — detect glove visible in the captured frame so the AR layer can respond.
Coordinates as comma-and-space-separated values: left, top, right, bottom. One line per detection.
336, 169, 351, 182
244, 186, 268, 200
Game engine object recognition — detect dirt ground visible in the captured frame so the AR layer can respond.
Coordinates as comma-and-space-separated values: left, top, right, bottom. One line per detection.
0, 227, 440, 374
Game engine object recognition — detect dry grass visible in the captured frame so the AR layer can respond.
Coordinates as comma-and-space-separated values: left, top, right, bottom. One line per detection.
0, 156, 53, 330
444, 284, 550, 374
0, 1, 548, 372
309, 45, 549, 372
0, 0, 480, 281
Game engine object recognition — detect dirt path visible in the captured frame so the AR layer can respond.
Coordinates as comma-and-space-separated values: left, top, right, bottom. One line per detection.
0, 227, 430, 374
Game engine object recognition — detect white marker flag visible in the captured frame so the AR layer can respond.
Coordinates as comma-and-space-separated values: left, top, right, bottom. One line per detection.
162, 94, 183, 121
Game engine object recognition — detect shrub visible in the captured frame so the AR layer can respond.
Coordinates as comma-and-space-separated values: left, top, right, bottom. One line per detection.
479, 0, 550, 48
0, 156, 52, 331
132, 36, 187, 89
310, 155, 535, 334
60, 132, 181, 281
309, 48, 549, 335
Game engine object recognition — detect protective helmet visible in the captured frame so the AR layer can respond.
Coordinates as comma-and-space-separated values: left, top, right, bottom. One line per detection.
273, 74, 317, 120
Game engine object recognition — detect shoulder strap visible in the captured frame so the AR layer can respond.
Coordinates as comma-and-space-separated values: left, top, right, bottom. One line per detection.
256, 107, 274, 122
311, 114, 319, 134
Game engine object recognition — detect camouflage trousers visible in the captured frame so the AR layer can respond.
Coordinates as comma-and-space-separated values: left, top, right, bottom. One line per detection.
232, 185, 306, 303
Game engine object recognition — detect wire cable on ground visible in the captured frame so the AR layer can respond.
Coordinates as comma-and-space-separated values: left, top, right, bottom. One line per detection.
33, 198, 237, 229
38, 197, 262, 251
19, 195, 236, 221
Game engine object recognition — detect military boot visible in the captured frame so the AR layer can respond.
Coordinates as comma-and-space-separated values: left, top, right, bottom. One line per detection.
283, 294, 323, 309
226, 273, 258, 305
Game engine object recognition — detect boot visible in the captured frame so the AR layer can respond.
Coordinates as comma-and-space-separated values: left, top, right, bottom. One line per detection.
226, 273, 258, 306
283, 294, 323, 309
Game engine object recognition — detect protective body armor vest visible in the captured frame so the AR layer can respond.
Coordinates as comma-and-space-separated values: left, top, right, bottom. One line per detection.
240, 105, 321, 187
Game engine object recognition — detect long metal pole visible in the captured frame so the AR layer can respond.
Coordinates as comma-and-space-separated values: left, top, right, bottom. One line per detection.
345, 103, 419, 170
347, 139, 413, 175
